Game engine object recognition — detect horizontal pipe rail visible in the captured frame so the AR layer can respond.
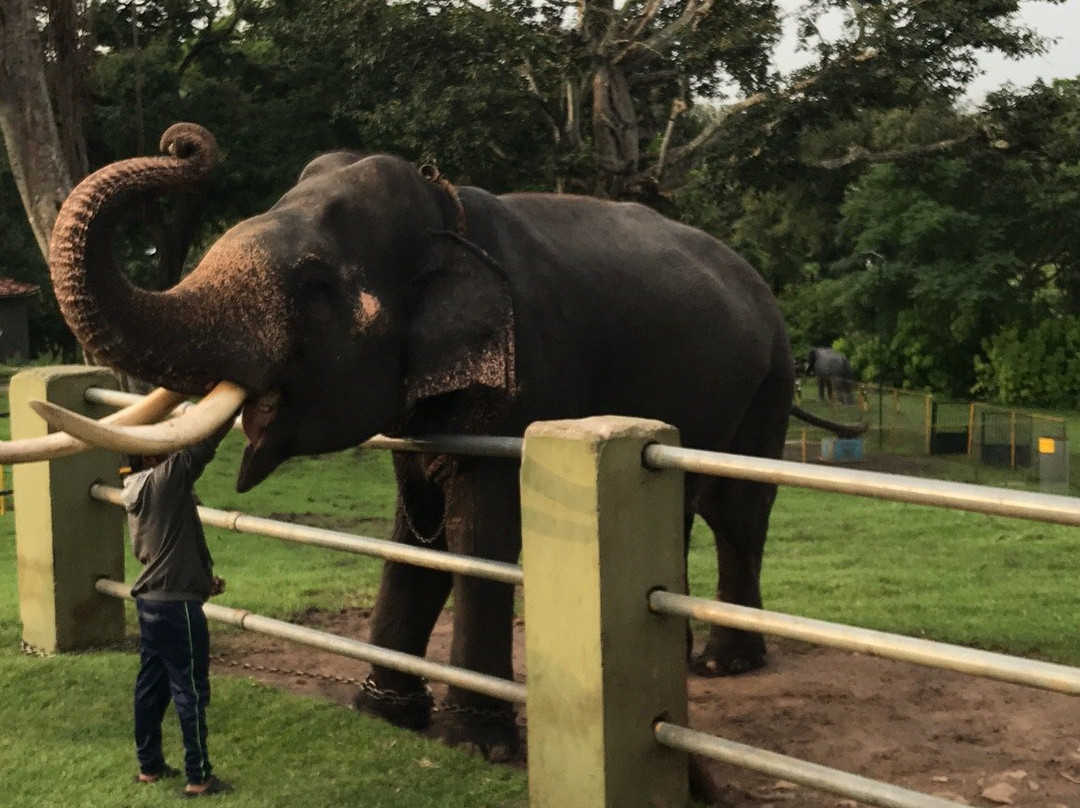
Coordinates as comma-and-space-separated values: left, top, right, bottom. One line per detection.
95, 578, 527, 705
83, 388, 524, 459
363, 434, 523, 458
90, 485, 523, 586
644, 444, 1080, 527
654, 723, 966, 808
650, 590, 1080, 696
90, 387, 1080, 524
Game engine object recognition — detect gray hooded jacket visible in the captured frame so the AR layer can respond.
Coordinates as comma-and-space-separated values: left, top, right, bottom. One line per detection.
122, 434, 223, 602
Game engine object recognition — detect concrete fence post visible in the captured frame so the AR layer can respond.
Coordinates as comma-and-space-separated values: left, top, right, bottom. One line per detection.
520, 416, 689, 808
12, 366, 125, 653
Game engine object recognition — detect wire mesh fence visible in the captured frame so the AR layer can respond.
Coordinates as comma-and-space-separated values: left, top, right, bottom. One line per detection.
789, 383, 1071, 493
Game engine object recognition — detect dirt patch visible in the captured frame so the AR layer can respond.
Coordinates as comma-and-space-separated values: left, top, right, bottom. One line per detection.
212, 607, 1080, 807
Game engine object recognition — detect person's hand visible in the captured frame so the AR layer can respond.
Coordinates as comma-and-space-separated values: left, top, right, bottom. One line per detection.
210, 575, 226, 597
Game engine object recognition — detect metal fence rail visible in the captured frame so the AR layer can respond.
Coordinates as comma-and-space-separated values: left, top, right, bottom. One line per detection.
93, 578, 526, 704
90, 484, 523, 585
654, 722, 963, 808
644, 444, 1080, 526
77, 386, 1078, 808
649, 590, 1080, 696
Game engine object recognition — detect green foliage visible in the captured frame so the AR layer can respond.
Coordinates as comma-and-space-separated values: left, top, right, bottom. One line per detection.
263, 0, 558, 192
6, 0, 1080, 404
975, 315, 1080, 408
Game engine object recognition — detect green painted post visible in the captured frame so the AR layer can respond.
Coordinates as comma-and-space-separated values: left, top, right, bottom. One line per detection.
521, 416, 689, 808
12, 366, 125, 654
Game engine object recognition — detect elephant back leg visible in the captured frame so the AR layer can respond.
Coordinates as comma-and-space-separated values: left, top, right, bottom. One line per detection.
439, 457, 522, 762
690, 474, 774, 675
354, 452, 453, 729
689, 373, 789, 677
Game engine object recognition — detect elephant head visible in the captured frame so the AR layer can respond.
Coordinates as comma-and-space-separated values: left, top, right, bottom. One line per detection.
36, 123, 515, 491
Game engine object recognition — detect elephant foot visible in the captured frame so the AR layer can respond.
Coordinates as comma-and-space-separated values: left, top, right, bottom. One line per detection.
690, 632, 767, 677
439, 702, 521, 763
353, 675, 434, 730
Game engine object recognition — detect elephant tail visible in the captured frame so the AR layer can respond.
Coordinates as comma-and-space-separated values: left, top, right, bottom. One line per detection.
790, 406, 869, 438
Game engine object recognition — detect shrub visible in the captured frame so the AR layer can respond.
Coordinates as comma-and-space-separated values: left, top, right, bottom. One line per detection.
974, 316, 1080, 407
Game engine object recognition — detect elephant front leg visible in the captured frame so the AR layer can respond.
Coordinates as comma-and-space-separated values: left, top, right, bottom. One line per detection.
439, 461, 522, 762
355, 558, 452, 729
440, 576, 520, 761
354, 459, 453, 730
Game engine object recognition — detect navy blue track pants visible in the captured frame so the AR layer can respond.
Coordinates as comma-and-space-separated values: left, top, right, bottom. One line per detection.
134, 598, 213, 784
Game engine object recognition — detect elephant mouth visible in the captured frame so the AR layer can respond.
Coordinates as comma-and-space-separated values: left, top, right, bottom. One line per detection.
241, 390, 281, 450
237, 390, 283, 492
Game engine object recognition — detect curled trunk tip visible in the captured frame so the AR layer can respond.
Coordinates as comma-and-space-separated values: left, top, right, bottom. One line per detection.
48, 122, 223, 390
159, 122, 219, 171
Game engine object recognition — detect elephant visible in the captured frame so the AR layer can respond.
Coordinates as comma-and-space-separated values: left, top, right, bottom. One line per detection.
29, 123, 867, 766
805, 347, 856, 405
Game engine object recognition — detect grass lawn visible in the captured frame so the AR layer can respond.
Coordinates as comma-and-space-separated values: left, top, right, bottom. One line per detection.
0, 408, 528, 808
0, 381, 1077, 806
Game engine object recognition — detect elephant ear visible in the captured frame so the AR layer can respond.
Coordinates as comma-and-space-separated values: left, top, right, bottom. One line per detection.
404, 236, 516, 406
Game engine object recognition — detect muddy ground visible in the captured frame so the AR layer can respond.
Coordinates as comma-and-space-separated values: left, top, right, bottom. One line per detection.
211, 606, 1079, 808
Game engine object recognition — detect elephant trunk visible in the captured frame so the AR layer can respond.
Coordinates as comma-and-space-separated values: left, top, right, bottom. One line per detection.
49, 123, 240, 395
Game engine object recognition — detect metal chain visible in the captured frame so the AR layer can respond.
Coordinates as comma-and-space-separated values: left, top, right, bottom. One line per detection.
397, 491, 447, 546
356, 674, 435, 708
212, 662, 515, 723
438, 701, 519, 722
211, 652, 366, 687
20, 640, 52, 658
25, 645, 513, 723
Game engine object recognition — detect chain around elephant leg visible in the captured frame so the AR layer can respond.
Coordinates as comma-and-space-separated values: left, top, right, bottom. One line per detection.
353, 674, 434, 730
439, 695, 521, 763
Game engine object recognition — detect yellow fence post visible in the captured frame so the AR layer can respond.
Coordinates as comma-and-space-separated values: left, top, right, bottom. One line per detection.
12, 366, 125, 654
520, 416, 689, 808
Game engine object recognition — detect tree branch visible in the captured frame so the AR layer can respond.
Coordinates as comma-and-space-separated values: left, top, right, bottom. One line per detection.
614, 0, 715, 64
655, 79, 689, 181
519, 59, 563, 146
808, 137, 970, 169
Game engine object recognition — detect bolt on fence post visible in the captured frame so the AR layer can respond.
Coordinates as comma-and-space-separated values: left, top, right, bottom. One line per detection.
520, 416, 689, 808
12, 366, 125, 653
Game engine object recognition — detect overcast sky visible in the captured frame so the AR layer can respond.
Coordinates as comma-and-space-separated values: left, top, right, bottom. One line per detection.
774, 0, 1080, 100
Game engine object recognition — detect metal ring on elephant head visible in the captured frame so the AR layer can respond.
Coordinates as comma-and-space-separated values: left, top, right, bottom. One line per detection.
419, 164, 467, 237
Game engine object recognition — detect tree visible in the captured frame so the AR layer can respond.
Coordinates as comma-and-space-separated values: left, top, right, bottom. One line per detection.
0, 0, 89, 258
261, 0, 1062, 200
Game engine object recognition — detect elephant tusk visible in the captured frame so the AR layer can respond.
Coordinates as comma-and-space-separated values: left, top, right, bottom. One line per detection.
0, 387, 190, 464
29, 381, 248, 456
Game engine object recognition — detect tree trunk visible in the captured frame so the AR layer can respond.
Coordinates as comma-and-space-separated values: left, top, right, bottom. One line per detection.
0, 0, 77, 260
591, 63, 639, 197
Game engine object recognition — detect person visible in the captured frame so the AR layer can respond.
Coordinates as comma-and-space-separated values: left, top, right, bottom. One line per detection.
122, 420, 234, 798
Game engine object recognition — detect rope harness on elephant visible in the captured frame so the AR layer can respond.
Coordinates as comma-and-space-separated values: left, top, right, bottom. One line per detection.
418, 162, 511, 283
419, 164, 467, 236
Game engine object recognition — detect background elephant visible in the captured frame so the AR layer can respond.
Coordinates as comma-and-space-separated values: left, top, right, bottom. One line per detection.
806, 347, 856, 405
45, 123, 862, 765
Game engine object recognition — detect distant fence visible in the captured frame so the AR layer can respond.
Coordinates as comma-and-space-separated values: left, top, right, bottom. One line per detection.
791, 383, 1070, 489
11, 366, 1080, 808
